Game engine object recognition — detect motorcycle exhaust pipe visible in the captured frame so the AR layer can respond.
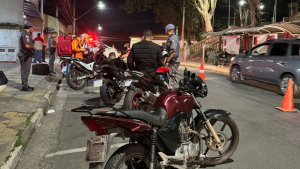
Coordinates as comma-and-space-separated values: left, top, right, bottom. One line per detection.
72, 63, 91, 74
142, 92, 156, 104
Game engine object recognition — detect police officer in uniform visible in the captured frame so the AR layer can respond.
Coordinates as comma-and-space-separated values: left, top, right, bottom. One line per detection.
18, 22, 36, 91
165, 24, 180, 89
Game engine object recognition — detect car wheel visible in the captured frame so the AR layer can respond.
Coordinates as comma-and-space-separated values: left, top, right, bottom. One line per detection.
279, 74, 300, 97
230, 66, 242, 83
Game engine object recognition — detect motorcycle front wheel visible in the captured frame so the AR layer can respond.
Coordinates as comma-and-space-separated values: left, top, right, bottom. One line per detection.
193, 116, 239, 166
66, 69, 87, 90
104, 143, 161, 169
100, 79, 117, 105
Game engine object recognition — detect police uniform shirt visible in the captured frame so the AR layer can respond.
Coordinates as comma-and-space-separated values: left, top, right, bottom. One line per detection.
18, 30, 33, 56
47, 36, 56, 49
167, 33, 180, 62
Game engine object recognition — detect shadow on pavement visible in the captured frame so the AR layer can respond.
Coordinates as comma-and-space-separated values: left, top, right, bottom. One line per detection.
200, 158, 234, 168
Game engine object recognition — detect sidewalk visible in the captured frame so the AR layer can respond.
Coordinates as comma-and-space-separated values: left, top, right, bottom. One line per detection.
0, 62, 63, 169
180, 62, 230, 75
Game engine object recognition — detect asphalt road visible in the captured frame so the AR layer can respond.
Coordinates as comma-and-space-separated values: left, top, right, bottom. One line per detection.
16, 66, 300, 169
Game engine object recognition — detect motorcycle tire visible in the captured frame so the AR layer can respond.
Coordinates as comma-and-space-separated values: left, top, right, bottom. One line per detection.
193, 116, 239, 166
66, 69, 87, 90
123, 88, 144, 110
100, 79, 117, 105
103, 143, 161, 169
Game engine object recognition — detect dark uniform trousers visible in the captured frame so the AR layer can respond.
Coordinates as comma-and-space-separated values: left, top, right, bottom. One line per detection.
169, 61, 180, 89
18, 55, 32, 88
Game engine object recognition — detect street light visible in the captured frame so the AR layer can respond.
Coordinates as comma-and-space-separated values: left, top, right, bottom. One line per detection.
73, 1, 105, 34
239, 0, 246, 6
98, 1, 105, 9
260, 3, 264, 10
98, 24, 102, 31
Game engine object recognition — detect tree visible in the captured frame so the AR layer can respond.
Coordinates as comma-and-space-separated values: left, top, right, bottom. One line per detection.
247, 0, 261, 27
193, 0, 217, 32
239, 4, 250, 26
121, 0, 203, 40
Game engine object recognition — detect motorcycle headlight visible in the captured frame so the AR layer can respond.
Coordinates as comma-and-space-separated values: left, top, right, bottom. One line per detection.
231, 57, 235, 61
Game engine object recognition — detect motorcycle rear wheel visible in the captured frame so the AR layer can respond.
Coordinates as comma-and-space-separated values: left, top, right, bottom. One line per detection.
104, 143, 161, 169
66, 69, 87, 90
123, 88, 151, 112
193, 116, 239, 166
100, 79, 117, 105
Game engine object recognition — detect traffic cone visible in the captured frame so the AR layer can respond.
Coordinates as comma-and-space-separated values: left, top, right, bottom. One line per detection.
198, 62, 207, 81
276, 78, 298, 112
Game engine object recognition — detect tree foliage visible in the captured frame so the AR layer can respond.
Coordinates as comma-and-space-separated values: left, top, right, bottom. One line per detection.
121, 0, 203, 39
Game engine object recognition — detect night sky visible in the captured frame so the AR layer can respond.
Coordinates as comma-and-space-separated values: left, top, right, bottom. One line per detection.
43, 0, 291, 49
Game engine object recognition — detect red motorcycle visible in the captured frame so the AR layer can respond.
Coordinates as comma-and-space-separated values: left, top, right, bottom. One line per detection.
72, 68, 239, 169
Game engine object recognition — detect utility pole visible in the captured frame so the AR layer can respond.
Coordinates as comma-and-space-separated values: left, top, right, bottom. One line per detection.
41, 0, 44, 36
273, 0, 277, 23
234, 9, 236, 26
73, 0, 76, 34
181, 4, 185, 48
228, 0, 230, 28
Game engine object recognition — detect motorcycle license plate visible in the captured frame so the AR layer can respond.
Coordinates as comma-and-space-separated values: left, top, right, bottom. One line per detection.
61, 66, 67, 73
125, 80, 133, 87
94, 79, 103, 87
85, 135, 107, 163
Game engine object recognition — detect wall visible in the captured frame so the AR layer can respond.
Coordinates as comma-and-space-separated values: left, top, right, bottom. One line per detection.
252, 33, 278, 47
0, 28, 20, 61
0, 0, 23, 25
222, 35, 241, 55
29, 14, 68, 40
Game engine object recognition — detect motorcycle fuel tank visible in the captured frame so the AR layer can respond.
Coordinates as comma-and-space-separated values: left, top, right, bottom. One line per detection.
153, 91, 195, 119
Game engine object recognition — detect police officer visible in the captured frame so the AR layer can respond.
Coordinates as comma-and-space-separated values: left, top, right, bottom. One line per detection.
47, 31, 58, 75
18, 22, 36, 91
165, 24, 180, 88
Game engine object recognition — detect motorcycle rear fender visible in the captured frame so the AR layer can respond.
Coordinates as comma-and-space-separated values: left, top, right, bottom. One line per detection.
194, 109, 231, 127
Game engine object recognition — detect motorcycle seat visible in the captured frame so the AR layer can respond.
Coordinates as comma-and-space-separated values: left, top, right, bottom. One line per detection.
95, 107, 167, 127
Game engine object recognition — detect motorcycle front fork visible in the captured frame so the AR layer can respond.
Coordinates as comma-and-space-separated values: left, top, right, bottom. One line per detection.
192, 94, 221, 144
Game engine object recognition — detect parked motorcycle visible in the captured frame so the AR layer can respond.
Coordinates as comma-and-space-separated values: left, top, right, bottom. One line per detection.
72, 67, 239, 169
97, 53, 128, 105
66, 48, 106, 90
123, 51, 178, 112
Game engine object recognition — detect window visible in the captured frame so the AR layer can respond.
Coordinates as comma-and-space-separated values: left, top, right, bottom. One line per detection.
269, 43, 289, 56
292, 44, 300, 56
0, 49, 5, 52
8, 49, 15, 52
251, 44, 271, 55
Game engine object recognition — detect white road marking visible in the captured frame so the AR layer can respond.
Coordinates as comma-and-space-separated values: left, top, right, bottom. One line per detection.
45, 143, 127, 158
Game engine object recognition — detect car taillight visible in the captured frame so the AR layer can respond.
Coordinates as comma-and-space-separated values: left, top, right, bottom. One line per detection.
82, 118, 117, 132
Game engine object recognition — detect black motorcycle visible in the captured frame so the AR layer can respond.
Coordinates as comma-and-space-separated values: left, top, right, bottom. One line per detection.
123, 51, 177, 112
97, 51, 128, 105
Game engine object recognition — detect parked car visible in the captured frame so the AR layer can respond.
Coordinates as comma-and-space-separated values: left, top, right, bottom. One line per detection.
230, 39, 300, 97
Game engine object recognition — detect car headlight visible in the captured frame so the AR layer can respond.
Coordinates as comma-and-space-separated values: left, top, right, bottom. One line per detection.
231, 57, 235, 61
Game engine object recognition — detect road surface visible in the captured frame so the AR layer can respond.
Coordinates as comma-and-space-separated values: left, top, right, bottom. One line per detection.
16, 66, 300, 169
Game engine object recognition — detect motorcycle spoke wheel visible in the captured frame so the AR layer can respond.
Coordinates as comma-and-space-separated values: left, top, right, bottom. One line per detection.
70, 71, 84, 87
193, 116, 239, 165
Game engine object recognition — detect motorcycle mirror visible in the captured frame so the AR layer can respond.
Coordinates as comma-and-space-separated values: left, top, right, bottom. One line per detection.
183, 67, 188, 81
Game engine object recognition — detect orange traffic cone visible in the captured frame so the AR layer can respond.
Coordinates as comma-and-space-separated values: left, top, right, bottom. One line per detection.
276, 78, 298, 112
198, 62, 207, 81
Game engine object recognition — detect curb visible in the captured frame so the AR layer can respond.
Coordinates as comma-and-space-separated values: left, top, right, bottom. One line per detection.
0, 73, 63, 169
180, 63, 229, 75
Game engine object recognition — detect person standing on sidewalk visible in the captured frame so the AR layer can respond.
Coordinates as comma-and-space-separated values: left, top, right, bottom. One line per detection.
47, 32, 58, 75
17, 22, 36, 91
165, 24, 180, 89
33, 33, 45, 63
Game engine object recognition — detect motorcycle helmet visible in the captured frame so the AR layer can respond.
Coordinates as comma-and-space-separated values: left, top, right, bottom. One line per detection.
190, 73, 208, 98
81, 33, 89, 44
